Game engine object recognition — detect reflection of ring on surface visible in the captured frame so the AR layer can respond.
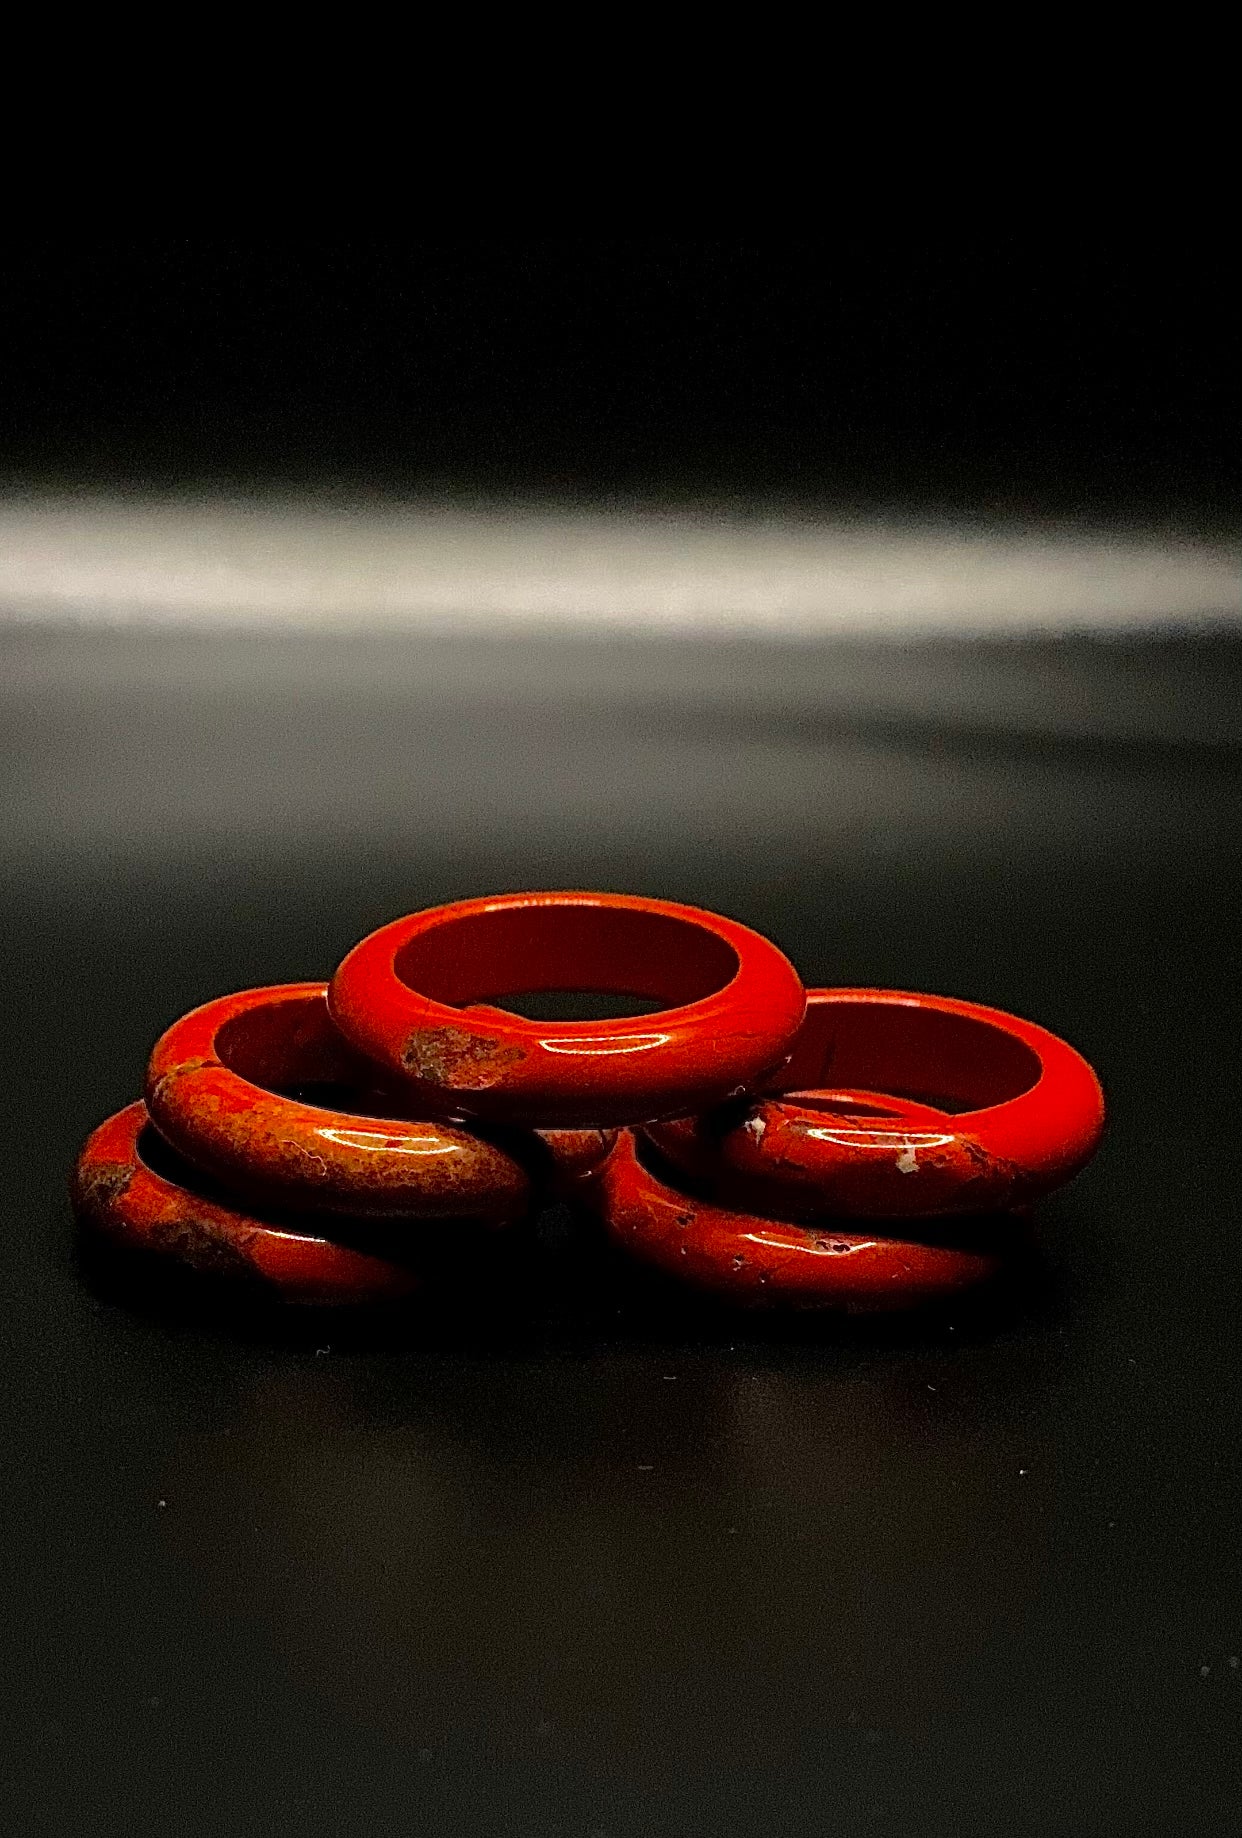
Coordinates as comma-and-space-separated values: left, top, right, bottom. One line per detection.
645, 988, 1105, 1220
71, 1103, 426, 1305
596, 1132, 1007, 1310
328, 892, 806, 1128
146, 983, 532, 1223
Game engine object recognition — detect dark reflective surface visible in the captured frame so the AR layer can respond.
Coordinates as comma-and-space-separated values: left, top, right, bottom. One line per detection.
4, 629, 1242, 1837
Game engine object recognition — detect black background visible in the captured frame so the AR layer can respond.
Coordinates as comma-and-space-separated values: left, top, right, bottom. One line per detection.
2, 236, 1238, 518
3, 240, 1240, 1836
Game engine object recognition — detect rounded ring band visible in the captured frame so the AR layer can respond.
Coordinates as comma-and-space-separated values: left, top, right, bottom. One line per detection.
72, 1104, 425, 1305
328, 892, 806, 1128
596, 1132, 1006, 1311
145, 983, 534, 1222
644, 988, 1105, 1219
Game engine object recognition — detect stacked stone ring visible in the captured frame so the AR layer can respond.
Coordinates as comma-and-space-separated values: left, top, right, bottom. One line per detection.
72, 1103, 425, 1305
328, 892, 806, 1128
597, 1131, 1006, 1311
145, 983, 534, 1222
645, 988, 1105, 1220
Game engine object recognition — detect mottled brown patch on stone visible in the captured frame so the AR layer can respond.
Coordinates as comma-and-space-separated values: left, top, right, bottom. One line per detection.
402, 1025, 526, 1091
146, 1217, 273, 1289
957, 1136, 1025, 1196
71, 1159, 134, 1219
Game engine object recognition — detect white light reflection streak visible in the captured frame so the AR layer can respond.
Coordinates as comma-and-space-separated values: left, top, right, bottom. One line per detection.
797, 1127, 957, 1151
740, 1230, 879, 1257
539, 1033, 671, 1057
314, 1127, 464, 1155
2, 501, 1237, 637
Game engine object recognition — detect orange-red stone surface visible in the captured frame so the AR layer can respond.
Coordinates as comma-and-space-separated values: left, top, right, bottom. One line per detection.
329, 891, 806, 1128
645, 988, 1104, 1220
72, 1103, 427, 1306
595, 1131, 1010, 1311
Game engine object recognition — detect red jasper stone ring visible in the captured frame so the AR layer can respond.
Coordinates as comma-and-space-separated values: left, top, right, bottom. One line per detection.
72, 1103, 425, 1305
146, 983, 533, 1223
645, 988, 1105, 1220
328, 892, 806, 1128
597, 1131, 1006, 1311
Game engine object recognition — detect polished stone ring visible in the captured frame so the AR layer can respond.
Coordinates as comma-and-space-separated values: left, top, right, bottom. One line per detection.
72, 1102, 427, 1305
595, 1129, 1008, 1311
644, 987, 1105, 1220
328, 891, 806, 1129
145, 982, 535, 1223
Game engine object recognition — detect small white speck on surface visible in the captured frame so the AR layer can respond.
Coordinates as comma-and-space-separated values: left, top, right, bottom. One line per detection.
315, 1346, 331, 1357
662, 1374, 677, 1381
1019, 1469, 1028, 1476
1201, 1665, 1211, 1677
896, 1145, 919, 1175
637, 1464, 653, 1471
743, 1114, 766, 1140
926, 1384, 937, 1393
157, 1499, 166, 1509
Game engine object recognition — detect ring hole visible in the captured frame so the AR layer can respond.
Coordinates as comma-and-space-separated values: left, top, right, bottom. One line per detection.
214, 993, 417, 1118
136, 1120, 242, 1203
394, 903, 740, 1012
774, 1001, 1043, 1113
481, 989, 670, 1022
785, 1090, 940, 1119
